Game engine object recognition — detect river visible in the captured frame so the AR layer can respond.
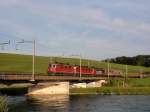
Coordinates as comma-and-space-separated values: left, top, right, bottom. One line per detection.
8, 95, 150, 112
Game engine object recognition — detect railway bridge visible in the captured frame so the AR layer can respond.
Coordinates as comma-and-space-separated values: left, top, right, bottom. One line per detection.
0, 74, 146, 95
0, 74, 107, 95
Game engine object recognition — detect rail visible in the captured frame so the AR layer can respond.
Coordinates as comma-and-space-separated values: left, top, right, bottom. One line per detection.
0, 75, 106, 81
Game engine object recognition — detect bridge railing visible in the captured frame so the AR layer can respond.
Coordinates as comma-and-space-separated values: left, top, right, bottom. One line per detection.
0, 74, 106, 81
0, 75, 31, 80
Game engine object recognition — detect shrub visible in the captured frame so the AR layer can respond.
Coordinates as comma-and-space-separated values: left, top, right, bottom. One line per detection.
0, 96, 8, 112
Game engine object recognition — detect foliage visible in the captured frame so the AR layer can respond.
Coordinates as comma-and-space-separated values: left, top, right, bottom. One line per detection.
108, 55, 150, 67
0, 96, 8, 112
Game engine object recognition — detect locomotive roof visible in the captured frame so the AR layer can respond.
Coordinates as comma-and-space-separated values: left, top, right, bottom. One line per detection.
49, 63, 94, 68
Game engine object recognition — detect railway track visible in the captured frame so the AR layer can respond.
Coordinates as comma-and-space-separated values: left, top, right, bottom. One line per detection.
0, 73, 148, 82
0, 74, 106, 81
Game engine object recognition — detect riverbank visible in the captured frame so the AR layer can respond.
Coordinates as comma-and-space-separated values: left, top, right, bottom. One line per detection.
1, 86, 150, 95
70, 87, 150, 95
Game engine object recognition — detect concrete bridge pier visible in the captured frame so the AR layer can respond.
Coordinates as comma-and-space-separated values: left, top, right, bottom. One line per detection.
28, 82, 69, 95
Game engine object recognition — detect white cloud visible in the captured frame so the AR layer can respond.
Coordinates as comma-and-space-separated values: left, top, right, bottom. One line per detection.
1, 0, 150, 36
0, 0, 150, 59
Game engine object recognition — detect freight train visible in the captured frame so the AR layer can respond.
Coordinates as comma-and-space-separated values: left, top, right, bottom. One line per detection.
47, 63, 104, 76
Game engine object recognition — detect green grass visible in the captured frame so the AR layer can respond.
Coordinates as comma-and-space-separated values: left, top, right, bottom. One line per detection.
128, 78, 150, 87
0, 53, 150, 74
0, 53, 49, 74
106, 78, 150, 87
70, 87, 150, 95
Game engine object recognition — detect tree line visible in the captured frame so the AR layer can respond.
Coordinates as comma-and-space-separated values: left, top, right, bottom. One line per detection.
105, 55, 150, 67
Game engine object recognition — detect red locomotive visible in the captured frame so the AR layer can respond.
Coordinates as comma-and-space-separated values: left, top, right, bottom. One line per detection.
48, 63, 104, 76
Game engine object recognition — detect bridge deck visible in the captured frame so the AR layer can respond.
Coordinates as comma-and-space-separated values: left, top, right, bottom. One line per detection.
0, 75, 106, 81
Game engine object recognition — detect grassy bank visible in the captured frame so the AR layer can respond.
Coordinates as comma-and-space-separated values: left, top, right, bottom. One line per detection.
0, 53, 150, 74
106, 78, 150, 87
70, 87, 150, 95
70, 78, 150, 95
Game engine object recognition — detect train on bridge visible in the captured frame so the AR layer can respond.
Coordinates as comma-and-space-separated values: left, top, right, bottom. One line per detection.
0, 63, 146, 80
48, 63, 105, 76
47, 63, 145, 78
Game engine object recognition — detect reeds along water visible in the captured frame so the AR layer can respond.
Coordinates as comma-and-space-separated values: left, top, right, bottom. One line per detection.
0, 95, 8, 112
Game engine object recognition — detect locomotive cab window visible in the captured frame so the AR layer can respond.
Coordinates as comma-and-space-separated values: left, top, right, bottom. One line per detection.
52, 64, 56, 68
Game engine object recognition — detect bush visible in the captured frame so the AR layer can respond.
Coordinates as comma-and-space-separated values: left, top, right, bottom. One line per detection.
0, 96, 8, 112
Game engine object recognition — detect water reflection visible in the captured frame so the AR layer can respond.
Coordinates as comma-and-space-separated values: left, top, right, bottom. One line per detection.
29, 95, 69, 110
8, 95, 69, 112
69, 95, 150, 112
8, 95, 150, 112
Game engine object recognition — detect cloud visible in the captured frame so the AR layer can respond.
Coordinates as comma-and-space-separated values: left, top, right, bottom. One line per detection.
0, 0, 150, 59
30, 2, 150, 35
1, 0, 150, 36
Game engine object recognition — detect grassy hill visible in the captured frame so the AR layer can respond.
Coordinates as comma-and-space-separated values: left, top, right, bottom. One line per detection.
0, 53, 150, 75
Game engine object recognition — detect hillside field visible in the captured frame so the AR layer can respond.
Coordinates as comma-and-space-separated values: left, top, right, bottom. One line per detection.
0, 53, 150, 75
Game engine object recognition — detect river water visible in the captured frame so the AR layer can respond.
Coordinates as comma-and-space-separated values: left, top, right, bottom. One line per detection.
8, 95, 150, 112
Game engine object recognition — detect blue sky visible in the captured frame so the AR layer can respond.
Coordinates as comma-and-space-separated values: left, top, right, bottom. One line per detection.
0, 0, 150, 59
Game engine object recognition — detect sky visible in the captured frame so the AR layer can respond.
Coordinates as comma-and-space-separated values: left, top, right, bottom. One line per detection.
0, 0, 150, 59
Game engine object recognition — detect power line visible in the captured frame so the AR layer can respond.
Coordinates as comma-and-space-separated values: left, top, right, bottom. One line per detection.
0, 40, 10, 50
